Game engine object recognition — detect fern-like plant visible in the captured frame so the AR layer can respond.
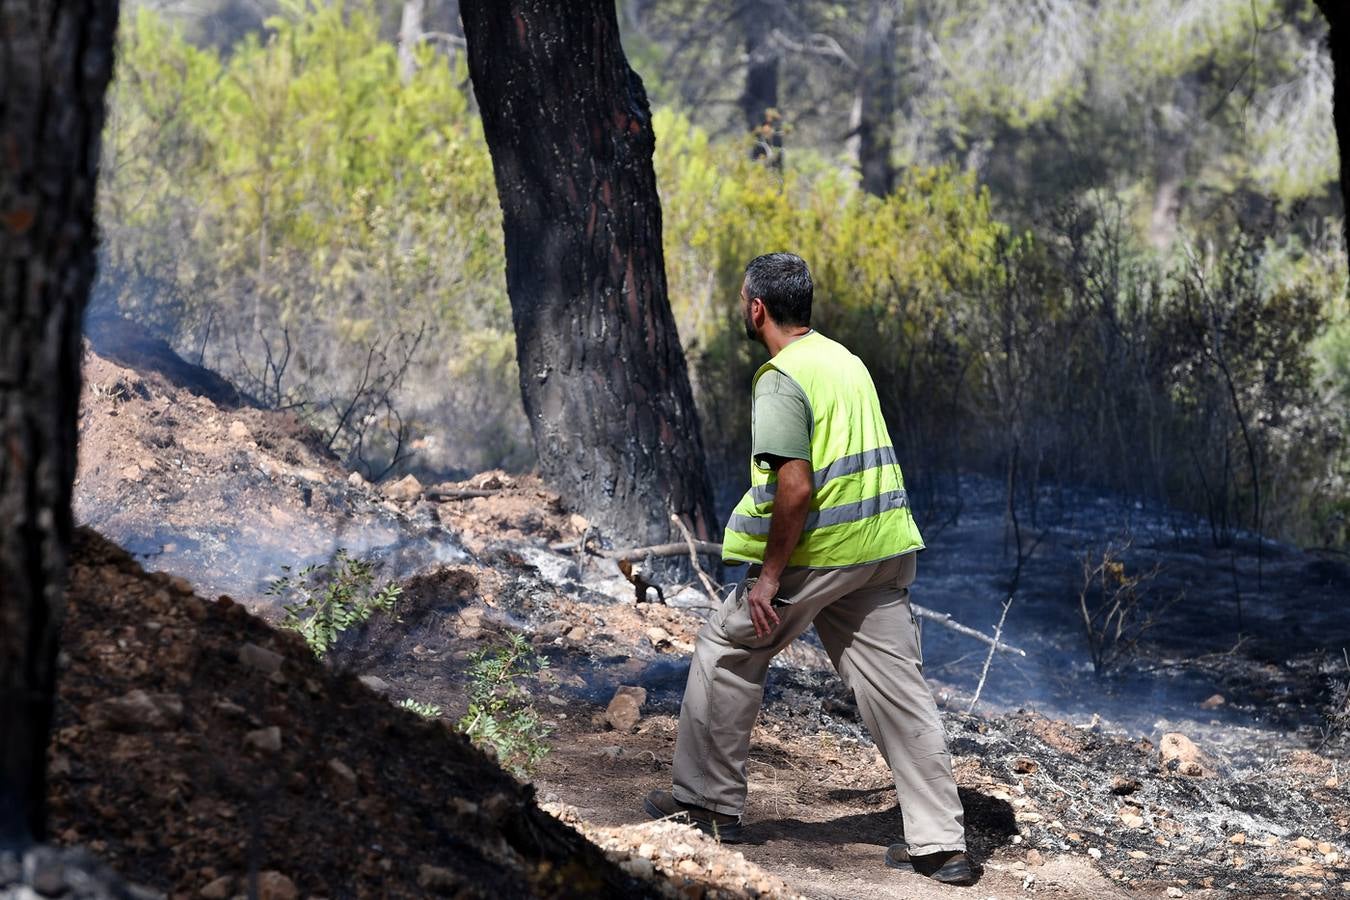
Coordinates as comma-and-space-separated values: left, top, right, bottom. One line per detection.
398, 697, 443, 718
458, 633, 553, 778
267, 549, 401, 658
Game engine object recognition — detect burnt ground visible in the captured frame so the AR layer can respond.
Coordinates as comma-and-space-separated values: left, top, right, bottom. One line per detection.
68, 337, 1350, 898
52, 530, 659, 899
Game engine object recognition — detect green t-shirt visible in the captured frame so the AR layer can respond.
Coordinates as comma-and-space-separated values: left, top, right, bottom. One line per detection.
751, 369, 813, 470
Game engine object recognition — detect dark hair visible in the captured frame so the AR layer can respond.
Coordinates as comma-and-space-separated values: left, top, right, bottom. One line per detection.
744, 253, 812, 327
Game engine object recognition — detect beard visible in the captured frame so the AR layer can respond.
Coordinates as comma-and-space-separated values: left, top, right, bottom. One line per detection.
743, 309, 761, 343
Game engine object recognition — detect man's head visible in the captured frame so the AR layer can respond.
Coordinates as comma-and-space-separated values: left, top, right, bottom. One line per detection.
741, 253, 812, 343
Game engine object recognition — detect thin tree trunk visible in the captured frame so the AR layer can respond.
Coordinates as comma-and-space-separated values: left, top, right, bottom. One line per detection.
459, 0, 718, 551
739, 1, 781, 164
856, 0, 897, 197
1316, 0, 1348, 271
398, 0, 425, 84
1147, 78, 1197, 250
0, 0, 118, 844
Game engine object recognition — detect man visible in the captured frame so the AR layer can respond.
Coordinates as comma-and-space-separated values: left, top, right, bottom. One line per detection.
643, 253, 972, 885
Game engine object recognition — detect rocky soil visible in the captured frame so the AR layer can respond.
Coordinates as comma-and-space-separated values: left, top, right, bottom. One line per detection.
66, 336, 1350, 898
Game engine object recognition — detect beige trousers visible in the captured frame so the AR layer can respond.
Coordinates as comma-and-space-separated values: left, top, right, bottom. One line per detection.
670, 553, 966, 854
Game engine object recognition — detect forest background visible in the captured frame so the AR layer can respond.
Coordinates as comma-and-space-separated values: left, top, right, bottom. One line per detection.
95, 0, 1349, 550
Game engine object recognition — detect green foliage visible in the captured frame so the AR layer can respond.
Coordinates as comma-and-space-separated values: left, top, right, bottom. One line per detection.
457, 633, 553, 779
99, 1, 525, 475
268, 550, 401, 658
99, 2, 1348, 546
398, 698, 444, 718
654, 106, 1006, 494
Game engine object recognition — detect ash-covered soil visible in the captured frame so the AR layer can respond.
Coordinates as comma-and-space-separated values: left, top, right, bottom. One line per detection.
76, 341, 463, 603
69, 336, 1350, 898
51, 530, 665, 899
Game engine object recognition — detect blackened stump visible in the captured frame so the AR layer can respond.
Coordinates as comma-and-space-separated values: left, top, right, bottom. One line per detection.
459, 1, 717, 551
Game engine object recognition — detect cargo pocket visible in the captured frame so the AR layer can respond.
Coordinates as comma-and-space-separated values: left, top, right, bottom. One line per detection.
720, 577, 779, 649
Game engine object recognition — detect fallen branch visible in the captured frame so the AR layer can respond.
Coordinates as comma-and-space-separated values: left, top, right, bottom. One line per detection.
967, 597, 1014, 713
670, 513, 722, 609
550, 537, 1027, 654
547, 539, 723, 560
426, 488, 500, 501
913, 604, 1026, 657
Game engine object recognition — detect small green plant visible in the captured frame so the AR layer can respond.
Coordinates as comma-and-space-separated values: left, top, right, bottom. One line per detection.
267, 549, 401, 658
398, 697, 443, 718
457, 632, 553, 778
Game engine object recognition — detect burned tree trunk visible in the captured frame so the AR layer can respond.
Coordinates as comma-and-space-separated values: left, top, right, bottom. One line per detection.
1316, 0, 1348, 269
458, 1, 718, 550
0, 0, 119, 845
855, 0, 897, 196
739, 1, 781, 163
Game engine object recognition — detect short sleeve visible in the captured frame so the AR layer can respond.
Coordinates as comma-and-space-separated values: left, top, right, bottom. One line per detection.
751, 370, 813, 469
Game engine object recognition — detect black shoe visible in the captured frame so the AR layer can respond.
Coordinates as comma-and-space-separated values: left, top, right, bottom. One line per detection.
885, 845, 975, 885
643, 789, 744, 842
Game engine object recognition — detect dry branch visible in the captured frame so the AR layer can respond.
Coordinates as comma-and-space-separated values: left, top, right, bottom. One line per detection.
913, 605, 1026, 657
670, 513, 722, 608
426, 488, 500, 501
550, 538, 1027, 655
547, 539, 723, 560
967, 597, 1014, 713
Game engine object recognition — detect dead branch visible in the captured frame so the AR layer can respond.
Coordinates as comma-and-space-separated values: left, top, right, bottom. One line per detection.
670, 513, 722, 609
912, 604, 1026, 657
548, 537, 1027, 655
967, 597, 1014, 713
547, 539, 723, 560
426, 488, 500, 500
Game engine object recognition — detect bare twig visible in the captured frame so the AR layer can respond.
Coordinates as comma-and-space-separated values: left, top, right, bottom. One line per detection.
551, 537, 1027, 655
670, 513, 722, 608
912, 604, 1027, 657
426, 488, 500, 500
547, 540, 723, 561
967, 597, 1013, 713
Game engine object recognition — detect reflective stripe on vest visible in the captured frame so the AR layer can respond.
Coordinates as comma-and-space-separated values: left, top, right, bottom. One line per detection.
728, 487, 911, 536
747, 445, 900, 505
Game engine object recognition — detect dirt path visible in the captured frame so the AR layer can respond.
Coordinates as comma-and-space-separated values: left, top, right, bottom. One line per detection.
73, 338, 1350, 899
535, 714, 1133, 900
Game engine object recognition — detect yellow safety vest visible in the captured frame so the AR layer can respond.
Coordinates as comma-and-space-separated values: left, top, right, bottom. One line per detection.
722, 332, 924, 568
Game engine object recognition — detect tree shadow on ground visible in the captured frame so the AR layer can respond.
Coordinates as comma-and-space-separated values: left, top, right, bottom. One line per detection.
746, 787, 1018, 865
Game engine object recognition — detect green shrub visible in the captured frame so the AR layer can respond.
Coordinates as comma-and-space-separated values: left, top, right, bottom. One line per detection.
457, 633, 553, 779
268, 549, 401, 658
398, 698, 444, 719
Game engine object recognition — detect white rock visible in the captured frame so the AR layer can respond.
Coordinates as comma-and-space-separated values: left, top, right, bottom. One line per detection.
244, 726, 282, 752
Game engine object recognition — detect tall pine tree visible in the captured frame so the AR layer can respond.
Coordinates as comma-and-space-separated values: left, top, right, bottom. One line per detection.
459, 0, 718, 551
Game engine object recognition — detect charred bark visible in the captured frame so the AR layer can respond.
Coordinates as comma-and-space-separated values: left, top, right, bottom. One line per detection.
739, 1, 781, 163
458, 1, 717, 551
855, 0, 897, 196
0, 0, 119, 845
1316, 0, 1348, 269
